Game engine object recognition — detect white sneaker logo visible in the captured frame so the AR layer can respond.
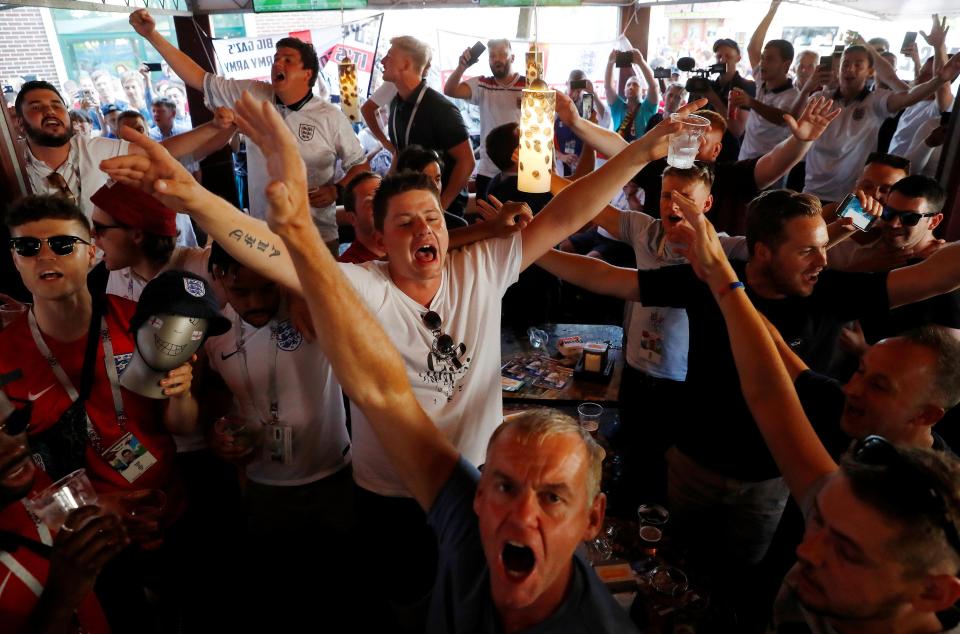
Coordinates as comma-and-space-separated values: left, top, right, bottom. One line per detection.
27, 385, 54, 401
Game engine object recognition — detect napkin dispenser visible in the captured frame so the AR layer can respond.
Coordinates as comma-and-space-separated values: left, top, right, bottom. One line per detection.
581, 342, 609, 373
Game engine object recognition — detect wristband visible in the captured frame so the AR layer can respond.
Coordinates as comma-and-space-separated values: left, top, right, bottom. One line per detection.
716, 280, 745, 301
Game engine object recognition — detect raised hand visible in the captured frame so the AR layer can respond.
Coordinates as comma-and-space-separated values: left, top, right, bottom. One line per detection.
784, 95, 841, 142
100, 127, 206, 212
231, 91, 310, 234
631, 97, 708, 163
937, 51, 960, 83
474, 194, 533, 237
555, 90, 580, 127
129, 9, 157, 37
212, 106, 236, 130
669, 190, 737, 293
458, 47, 473, 68
921, 14, 949, 50
728, 87, 752, 109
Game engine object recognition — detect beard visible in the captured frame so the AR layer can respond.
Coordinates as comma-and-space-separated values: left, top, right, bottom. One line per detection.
23, 117, 73, 148
491, 64, 511, 79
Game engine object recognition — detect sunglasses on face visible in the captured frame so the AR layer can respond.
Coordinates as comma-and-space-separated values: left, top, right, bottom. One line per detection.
9, 235, 91, 257
880, 206, 939, 227
0, 400, 31, 436
91, 220, 126, 236
852, 435, 960, 558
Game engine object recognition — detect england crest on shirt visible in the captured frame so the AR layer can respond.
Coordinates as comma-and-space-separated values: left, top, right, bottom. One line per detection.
114, 353, 133, 376
275, 319, 303, 352
184, 277, 206, 297
298, 123, 315, 142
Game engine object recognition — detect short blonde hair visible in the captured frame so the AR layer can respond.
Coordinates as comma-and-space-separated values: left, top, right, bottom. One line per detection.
390, 36, 432, 73
487, 408, 605, 503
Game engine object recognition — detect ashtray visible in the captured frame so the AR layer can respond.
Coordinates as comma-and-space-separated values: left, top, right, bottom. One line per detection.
650, 565, 688, 597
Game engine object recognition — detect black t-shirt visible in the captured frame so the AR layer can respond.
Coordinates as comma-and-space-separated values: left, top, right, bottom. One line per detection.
389, 82, 471, 209
794, 370, 853, 458
708, 72, 756, 107
632, 157, 760, 234
637, 262, 890, 480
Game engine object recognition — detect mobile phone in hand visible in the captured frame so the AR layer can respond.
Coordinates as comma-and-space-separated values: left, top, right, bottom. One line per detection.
467, 41, 486, 66
144, 62, 162, 72
570, 78, 587, 90
580, 93, 594, 118
615, 51, 633, 68
900, 32, 917, 54
819, 56, 833, 71
837, 194, 876, 232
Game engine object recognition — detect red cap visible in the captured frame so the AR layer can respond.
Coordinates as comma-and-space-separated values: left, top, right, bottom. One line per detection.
90, 182, 178, 237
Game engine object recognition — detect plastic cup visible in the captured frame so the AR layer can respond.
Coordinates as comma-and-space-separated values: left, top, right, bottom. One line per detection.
0, 300, 28, 330
24, 468, 98, 530
527, 327, 549, 351
578, 402, 603, 438
639, 524, 662, 556
214, 415, 259, 452
667, 113, 710, 169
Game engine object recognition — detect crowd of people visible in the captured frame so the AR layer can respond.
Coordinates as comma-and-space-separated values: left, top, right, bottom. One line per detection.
1, 2, 960, 633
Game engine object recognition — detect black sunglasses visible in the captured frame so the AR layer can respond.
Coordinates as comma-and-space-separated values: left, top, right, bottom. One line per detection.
422, 310, 463, 369
881, 206, 939, 227
0, 399, 31, 436
852, 435, 960, 558
91, 220, 126, 235
9, 235, 92, 257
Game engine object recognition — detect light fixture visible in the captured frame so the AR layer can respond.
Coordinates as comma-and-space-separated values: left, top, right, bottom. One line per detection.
518, 0, 555, 194
338, 60, 361, 123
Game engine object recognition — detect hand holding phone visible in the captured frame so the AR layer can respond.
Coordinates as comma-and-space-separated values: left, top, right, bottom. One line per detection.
465, 41, 485, 67
837, 193, 877, 232
615, 51, 633, 68
900, 32, 918, 55
580, 93, 594, 119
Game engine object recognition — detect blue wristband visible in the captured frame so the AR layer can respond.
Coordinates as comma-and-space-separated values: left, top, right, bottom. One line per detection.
717, 280, 745, 300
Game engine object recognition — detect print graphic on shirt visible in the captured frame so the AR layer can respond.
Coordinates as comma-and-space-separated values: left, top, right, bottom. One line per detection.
298, 123, 315, 142
420, 334, 471, 401
114, 353, 133, 377
275, 319, 303, 352
638, 310, 665, 365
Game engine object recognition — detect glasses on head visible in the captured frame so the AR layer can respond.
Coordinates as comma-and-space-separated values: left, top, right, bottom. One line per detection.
880, 206, 939, 227
0, 399, 31, 436
45, 172, 77, 206
422, 310, 463, 369
852, 435, 960, 558
91, 220, 126, 236
9, 235, 91, 257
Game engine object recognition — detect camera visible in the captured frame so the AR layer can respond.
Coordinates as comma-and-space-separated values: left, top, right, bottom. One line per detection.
677, 57, 725, 95
570, 78, 588, 90
615, 51, 634, 68
653, 67, 672, 80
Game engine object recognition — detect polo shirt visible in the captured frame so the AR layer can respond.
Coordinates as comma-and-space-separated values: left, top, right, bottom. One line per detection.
203, 75, 366, 243
637, 262, 889, 481
463, 75, 524, 178
738, 78, 798, 159
609, 97, 658, 141
24, 136, 130, 218
425, 457, 640, 633
388, 81, 471, 206
804, 88, 892, 202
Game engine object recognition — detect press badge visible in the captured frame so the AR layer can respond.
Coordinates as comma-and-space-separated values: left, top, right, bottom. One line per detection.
103, 432, 157, 483
265, 425, 294, 465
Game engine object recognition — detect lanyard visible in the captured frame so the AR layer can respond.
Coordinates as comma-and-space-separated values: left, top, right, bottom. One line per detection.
390, 82, 429, 150
235, 315, 280, 425
28, 310, 126, 451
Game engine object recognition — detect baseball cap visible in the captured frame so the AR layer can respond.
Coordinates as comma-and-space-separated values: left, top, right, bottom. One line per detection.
713, 38, 741, 55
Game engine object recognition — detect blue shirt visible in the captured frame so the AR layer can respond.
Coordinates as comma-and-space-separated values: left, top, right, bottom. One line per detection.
609, 97, 657, 141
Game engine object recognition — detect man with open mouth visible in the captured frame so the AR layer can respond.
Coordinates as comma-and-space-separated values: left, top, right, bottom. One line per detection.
130, 8, 370, 256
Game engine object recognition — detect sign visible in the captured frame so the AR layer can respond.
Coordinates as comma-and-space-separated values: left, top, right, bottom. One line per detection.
212, 14, 383, 100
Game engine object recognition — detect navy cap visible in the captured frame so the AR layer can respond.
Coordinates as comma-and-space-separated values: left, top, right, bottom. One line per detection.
131, 270, 230, 338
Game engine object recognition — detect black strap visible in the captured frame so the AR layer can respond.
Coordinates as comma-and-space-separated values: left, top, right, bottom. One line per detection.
0, 529, 53, 558
78, 263, 109, 403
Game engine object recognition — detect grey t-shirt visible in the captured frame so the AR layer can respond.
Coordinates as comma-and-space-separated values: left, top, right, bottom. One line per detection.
426, 457, 640, 633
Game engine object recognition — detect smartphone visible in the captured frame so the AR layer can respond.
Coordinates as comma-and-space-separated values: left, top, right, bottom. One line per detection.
580, 93, 594, 119
82, 89, 94, 100
615, 51, 633, 68
837, 194, 876, 232
900, 31, 918, 54
144, 62, 162, 72
467, 41, 486, 65
833, 44, 845, 55
653, 67, 672, 79
570, 78, 587, 90
819, 56, 833, 71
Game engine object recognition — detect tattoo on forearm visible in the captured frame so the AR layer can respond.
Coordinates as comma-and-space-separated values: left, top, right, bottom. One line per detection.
228, 228, 281, 257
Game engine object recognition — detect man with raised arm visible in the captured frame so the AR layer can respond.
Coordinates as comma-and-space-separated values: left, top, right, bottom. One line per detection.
673, 182, 960, 634
130, 8, 368, 253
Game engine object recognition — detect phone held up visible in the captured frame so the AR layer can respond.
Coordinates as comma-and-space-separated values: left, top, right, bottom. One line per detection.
837, 194, 876, 232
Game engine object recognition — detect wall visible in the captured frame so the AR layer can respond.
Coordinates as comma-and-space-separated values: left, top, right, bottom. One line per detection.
0, 7, 61, 92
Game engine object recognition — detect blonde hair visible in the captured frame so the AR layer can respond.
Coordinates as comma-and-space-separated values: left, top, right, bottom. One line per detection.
390, 36, 432, 73
487, 408, 605, 503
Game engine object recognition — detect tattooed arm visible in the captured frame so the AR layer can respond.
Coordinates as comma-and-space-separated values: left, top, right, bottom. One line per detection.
101, 126, 304, 293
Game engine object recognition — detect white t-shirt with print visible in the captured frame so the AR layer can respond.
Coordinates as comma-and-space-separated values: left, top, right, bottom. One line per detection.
620, 211, 748, 380
24, 136, 130, 218
203, 75, 366, 242
738, 78, 799, 160
463, 75, 524, 178
888, 98, 941, 158
205, 304, 350, 486
339, 233, 523, 497
804, 89, 892, 202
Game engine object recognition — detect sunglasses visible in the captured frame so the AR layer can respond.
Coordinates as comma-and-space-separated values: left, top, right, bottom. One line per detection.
880, 206, 939, 227
422, 310, 463, 369
0, 399, 31, 436
91, 220, 126, 235
852, 435, 960, 558
9, 235, 92, 257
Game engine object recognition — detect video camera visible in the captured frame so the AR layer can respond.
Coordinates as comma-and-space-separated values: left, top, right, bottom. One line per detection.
677, 57, 726, 94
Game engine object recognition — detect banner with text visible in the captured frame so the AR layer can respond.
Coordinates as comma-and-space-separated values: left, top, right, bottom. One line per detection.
212, 14, 383, 99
